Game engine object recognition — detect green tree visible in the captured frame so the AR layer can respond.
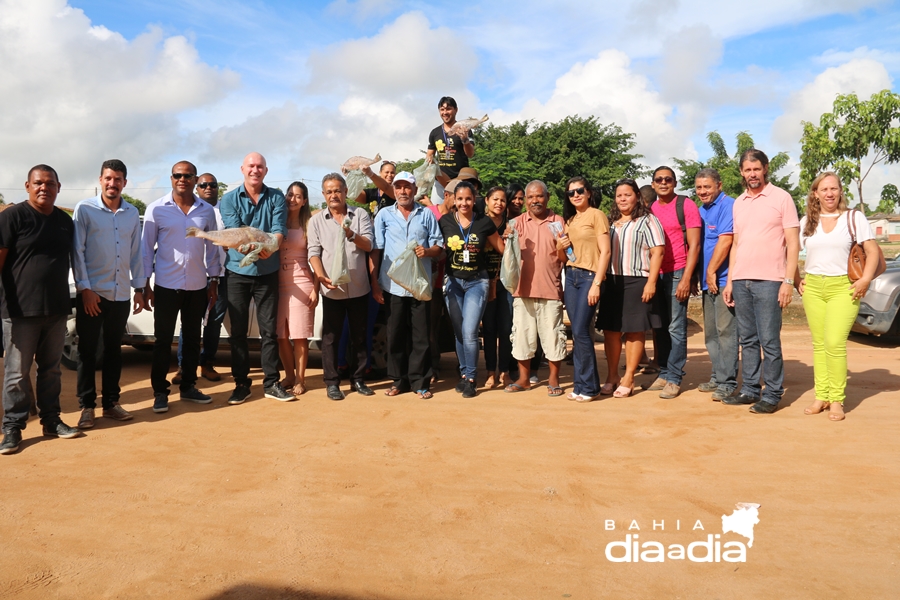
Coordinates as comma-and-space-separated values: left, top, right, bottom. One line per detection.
471, 115, 645, 214
799, 89, 900, 211
122, 193, 146, 215
217, 181, 228, 201
673, 131, 802, 212
876, 183, 900, 215
0, 191, 5, 204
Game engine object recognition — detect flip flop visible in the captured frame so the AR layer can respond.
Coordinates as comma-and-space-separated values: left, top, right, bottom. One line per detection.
613, 385, 633, 398
547, 385, 564, 397
504, 383, 529, 393
416, 389, 433, 399
384, 385, 402, 397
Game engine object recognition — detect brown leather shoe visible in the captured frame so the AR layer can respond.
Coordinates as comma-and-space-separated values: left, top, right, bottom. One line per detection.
102, 404, 134, 421
200, 363, 222, 382
77, 408, 95, 429
172, 368, 183, 385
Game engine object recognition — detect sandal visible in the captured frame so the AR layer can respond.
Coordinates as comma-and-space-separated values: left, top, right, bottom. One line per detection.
639, 365, 659, 375
292, 382, 306, 396
829, 403, 845, 421
547, 385, 564, 397
575, 393, 597, 403
804, 399, 828, 415
504, 383, 529, 393
417, 389, 433, 399
600, 382, 618, 395
613, 385, 633, 398
566, 391, 580, 401
484, 373, 499, 389
384, 385, 402, 397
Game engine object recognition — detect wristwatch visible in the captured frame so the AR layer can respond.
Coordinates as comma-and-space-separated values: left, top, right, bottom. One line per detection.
349, 231, 357, 242
783, 278, 794, 285
592, 280, 602, 287
134, 288, 144, 294
209, 277, 220, 283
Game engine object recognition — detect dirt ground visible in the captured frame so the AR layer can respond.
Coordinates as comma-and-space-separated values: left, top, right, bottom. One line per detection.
1, 326, 898, 599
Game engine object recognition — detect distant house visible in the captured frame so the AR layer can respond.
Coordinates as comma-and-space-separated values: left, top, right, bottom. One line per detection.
867, 213, 900, 242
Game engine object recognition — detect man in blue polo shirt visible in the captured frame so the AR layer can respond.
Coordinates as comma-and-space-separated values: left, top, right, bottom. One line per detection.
220, 152, 292, 404
370, 172, 443, 398
696, 168, 738, 401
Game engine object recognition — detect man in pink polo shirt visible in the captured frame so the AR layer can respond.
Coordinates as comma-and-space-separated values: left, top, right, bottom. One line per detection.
723, 149, 800, 414
505, 180, 567, 396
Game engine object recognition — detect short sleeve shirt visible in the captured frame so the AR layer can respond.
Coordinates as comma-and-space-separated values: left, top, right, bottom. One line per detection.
564, 207, 610, 273
732, 184, 800, 281
0, 203, 74, 318
698, 192, 735, 291
651, 196, 702, 274
801, 211, 874, 276
511, 211, 565, 300
608, 214, 666, 277
439, 213, 496, 280
428, 125, 470, 179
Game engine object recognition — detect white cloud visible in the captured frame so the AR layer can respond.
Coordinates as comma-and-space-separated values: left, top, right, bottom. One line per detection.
814, 46, 900, 69
771, 58, 893, 146
326, 0, 401, 22
491, 49, 695, 170
0, 0, 239, 206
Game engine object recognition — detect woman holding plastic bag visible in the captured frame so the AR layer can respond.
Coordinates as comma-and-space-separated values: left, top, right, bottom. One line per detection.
481, 186, 516, 389
439, 182, 505, 398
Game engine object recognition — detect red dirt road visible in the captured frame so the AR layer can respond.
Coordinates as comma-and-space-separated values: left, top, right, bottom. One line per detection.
1, 327, 898, 599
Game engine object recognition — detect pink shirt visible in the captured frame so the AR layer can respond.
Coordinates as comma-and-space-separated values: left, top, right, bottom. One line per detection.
650, 196, 701, 274
511, 210, 564, 300
731, 183, 800, 281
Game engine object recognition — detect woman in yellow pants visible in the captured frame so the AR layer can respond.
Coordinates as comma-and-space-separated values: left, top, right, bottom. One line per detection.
795, 172, 879, 421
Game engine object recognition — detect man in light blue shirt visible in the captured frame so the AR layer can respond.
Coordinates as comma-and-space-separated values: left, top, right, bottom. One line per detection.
371, 172, 442, 397
696, 168, 738, 401
72, 159, 144, 429
142, 160, 221, 413
219, 152, 291, 404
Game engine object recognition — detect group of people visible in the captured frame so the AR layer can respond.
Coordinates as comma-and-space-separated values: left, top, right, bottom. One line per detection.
0, 98, 877, 455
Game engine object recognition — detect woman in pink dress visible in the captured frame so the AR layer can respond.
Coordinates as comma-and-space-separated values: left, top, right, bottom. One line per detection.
278, 181, 318, 396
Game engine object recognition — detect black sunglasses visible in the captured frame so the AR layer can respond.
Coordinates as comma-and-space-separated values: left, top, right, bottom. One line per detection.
196, 182, 218, 189
171, 173, 195, 180
566, 187, 586, 198
653, 176, 675, 184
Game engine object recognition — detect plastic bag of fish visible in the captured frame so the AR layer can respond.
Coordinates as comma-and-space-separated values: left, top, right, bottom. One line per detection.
387, 240, 432, 301
413, 161, 440, 200
345, 169, 369, 203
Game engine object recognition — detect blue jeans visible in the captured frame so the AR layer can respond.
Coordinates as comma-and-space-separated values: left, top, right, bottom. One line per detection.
2, 314, 67, 430
445, 276, 489, 381
178, 274, 228, 367
564, 267, 600, 396
655, 268, 688, 385
482, 284, 514, 376
702, 290, 738, 394
732, 280, 784, 405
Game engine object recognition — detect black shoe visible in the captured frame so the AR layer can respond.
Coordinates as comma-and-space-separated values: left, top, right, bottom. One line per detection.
352, 380, 374, 396
228, 385, 251, 405
180, 386, 212, 404
462, 379, 477, 398
455, 378, 466, 393
0, 428, 22, 455
42, 421, 83, 439
327, 385, 345, 401
153, 394, 169, 413
722, 392, 758, 406
264, 382, 295, 402
750, 401, 778, 414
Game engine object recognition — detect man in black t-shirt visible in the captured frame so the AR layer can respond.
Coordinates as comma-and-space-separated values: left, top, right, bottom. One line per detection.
0, 165, 82, 455
425, 96, 475, 204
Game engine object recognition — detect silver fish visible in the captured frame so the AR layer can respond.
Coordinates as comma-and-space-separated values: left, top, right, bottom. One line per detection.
446, 115, 489, 137
185, 226, 279, 267
341, 153, 382, 174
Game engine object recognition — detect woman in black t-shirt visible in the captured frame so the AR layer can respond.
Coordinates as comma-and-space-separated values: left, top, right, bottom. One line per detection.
439, 182, 504, 398
354, 161, 396, 213
480, 186, 515, 389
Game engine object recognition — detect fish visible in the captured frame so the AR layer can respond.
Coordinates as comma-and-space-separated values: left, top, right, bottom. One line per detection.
185, 226, 280, 267
341, 153, 382, 175
446, 115, 489, 137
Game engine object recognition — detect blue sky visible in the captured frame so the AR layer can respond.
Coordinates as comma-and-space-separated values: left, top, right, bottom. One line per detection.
1, 0, 898, 207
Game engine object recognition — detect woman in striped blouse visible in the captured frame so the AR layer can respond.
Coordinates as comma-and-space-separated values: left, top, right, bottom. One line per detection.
596, 179, 665, 398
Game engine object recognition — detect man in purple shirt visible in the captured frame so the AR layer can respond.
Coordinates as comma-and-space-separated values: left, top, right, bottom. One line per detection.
141, 161, 221, 414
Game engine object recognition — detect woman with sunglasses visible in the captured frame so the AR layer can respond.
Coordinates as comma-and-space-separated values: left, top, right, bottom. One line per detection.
276, 182, 318, 396
556, 177, 610, 401
481, 186, 515, 389
596, 179, 665, 397
439, 181, 504, 397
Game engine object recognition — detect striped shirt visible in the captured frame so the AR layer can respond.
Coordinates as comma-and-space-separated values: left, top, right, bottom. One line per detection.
608, 214, 666, 277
